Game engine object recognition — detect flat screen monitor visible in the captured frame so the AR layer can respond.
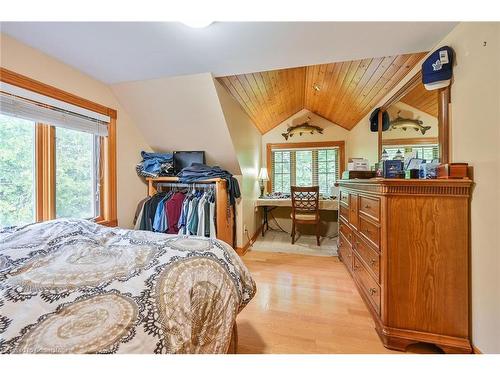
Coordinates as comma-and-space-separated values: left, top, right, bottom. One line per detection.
173, 151, 205, 174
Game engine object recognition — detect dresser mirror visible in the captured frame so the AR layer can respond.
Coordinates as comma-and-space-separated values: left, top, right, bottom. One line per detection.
377, 70, 450, 164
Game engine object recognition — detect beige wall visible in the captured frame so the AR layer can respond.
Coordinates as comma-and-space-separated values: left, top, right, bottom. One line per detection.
348, 22, 500, 353
111, 73, 241, 175
0, 33, 152, 229
213, 79, 262, 247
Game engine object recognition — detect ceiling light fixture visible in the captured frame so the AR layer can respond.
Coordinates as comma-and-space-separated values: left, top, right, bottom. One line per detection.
181, 20, 214, 29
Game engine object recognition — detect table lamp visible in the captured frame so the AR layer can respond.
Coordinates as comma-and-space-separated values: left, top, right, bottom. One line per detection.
258, 168, 269, 197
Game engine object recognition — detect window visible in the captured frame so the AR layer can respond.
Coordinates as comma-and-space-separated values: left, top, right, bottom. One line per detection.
268, 142, 345, 196
0, 68, 117, 228
56, 127, 100, 219
272, 150, 291, 194
383, 144, 439, 163
0, 114, 36, 227
296, 150, 313, 186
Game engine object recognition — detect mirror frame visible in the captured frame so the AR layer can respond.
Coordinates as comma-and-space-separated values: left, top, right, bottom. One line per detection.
378, 70, 450, 164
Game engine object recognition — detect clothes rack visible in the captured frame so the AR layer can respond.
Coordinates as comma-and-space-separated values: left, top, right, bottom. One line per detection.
153, 182, 216, 191
146, 177, 234, 247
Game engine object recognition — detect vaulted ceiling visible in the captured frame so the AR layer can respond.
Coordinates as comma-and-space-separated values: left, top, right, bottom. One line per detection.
400, 81, 439, 118
217, 52, 428, 133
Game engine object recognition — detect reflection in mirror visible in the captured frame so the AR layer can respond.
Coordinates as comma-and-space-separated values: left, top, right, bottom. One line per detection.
382, 78, 439, 164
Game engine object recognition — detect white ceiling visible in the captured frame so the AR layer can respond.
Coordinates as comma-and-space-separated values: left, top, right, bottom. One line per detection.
0, 22, 457, 84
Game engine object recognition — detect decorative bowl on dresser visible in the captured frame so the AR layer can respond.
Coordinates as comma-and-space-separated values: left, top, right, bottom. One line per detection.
338, 178, 473, 353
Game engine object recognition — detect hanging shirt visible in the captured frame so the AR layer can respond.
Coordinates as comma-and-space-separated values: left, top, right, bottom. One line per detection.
177, 196, 190, 235
204, 199, 210, 237
166, 192, 186, 234
196, 194, 206, 236
187, 197, 200, 235
183, 198, 196, 235
141, 193, 168, 231
134, 199, 149, 230
133, 197, 150, 227
152, 193, 171, 232
209, 201, 216, 238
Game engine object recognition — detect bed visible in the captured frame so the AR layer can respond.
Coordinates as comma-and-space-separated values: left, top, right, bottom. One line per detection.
0, 219, 256, 354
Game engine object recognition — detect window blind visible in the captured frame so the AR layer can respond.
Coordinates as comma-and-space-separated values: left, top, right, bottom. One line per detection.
383, 145, 439, 163
0, 83, 109, 136
271, 147, 339, 195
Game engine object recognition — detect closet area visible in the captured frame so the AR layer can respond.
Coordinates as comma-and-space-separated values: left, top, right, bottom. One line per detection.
134, 177, 234, 246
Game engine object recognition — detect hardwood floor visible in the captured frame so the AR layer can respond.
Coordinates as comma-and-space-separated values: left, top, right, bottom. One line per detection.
237, 251, 442, 354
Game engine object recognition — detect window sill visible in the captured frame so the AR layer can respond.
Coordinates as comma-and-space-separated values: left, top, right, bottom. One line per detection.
95, 219, 118, 227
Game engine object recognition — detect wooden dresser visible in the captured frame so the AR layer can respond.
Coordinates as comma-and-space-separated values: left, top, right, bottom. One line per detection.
338, 178, 473, 353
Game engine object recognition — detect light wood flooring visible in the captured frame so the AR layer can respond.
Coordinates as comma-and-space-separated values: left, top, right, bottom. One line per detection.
236, 250, 442, 354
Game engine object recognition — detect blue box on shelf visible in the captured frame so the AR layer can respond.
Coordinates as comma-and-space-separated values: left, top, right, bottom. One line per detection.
383, 160, 404, 178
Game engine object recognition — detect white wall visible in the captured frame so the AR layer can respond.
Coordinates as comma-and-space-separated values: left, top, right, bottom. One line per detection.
213, 80, 262, 247
438, 22, 500, 354
0, 33, 152, 228
111, 73, 241, 175
347, 114, 379, 164
348, 22, 500, 353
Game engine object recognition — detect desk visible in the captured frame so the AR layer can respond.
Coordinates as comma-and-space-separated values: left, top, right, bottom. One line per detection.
255, 198, 339, 236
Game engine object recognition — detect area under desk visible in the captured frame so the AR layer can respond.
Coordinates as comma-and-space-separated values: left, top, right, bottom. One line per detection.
255, 198, 339, 237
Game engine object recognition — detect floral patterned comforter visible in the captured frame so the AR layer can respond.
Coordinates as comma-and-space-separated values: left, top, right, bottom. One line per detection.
0, 219, 255, 354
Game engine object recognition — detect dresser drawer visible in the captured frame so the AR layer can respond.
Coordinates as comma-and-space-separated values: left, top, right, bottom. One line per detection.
339, 203, 349, 223
359, 215, 380, 248
359, 195, 380, 222
339, 220, 353, 244
353, 255, 381, 315
349, 193, 359, 229
353, 233, 380, 282
339, 190, 349, 206
338, 233, 353, 272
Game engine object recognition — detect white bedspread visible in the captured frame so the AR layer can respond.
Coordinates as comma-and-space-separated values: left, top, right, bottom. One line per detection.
0, 219, 255, 354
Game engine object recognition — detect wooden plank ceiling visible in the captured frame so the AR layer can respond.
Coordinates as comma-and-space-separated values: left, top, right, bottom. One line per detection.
400, 81, 438, 118
217, 52, 427, 133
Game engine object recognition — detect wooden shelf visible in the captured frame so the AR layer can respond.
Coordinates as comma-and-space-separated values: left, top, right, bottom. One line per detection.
146, 176, 223, 183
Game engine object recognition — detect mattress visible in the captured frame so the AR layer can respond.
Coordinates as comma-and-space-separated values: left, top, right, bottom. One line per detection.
0, 219, 255, 354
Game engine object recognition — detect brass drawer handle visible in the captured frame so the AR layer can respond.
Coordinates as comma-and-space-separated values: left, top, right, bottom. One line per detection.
364, 228, 371, 234
364, 204, 371, 209
370, 259, 376, 266
369, 287, 377, 296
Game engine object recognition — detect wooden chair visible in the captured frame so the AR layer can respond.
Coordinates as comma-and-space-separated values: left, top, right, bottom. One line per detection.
290, 186, 321, 246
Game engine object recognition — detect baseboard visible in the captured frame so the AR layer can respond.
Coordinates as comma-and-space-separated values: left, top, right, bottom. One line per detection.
236, 224, 263, 256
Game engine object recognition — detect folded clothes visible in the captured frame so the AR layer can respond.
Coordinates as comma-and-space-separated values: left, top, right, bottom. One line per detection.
177, 163, 241, 205
136, 151, 174, 178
